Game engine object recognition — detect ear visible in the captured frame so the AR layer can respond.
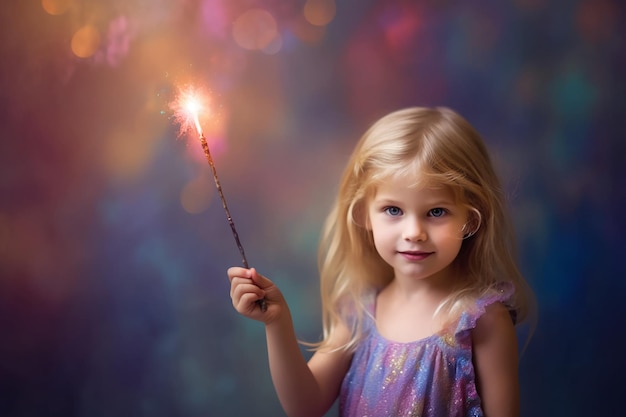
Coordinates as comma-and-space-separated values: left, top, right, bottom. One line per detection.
364, 215, 372, 232
462, 208, 482, 239
360, 204, 372, 230
351, 200, 371, 230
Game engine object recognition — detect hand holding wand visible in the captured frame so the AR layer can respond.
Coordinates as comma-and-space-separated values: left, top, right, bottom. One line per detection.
199, 132, 267, 312
171, 85, 267, 312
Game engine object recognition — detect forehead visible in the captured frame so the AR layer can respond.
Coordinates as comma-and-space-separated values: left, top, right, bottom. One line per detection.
371, 176, 457, 203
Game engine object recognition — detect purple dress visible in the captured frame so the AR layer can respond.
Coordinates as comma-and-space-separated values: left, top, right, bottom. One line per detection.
339, 285, 513, 417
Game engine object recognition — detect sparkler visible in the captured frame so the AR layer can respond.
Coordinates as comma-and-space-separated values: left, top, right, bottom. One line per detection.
171, 85, 267, 312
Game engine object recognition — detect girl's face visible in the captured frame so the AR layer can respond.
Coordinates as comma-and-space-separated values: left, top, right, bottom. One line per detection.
366, 176, 468, 283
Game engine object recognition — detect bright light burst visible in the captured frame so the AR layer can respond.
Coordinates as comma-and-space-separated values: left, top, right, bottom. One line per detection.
169, 85, 210, 137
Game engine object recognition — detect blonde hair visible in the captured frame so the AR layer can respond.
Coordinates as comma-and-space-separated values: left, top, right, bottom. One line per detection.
316, 107, 533, 351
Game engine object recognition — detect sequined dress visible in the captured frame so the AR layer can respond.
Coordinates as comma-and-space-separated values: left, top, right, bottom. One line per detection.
339, 285, 513, 417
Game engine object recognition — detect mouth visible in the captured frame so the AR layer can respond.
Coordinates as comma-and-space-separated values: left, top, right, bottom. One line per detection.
398, 250, 433, 261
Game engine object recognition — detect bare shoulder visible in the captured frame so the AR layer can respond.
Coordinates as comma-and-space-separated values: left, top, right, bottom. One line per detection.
472, 301, 518, 366
475, 302, 515, 336
310, 317, 354, 363
472, 302, 520, 417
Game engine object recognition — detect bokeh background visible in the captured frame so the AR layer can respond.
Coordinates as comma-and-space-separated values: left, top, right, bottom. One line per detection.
1, 0, 624, 416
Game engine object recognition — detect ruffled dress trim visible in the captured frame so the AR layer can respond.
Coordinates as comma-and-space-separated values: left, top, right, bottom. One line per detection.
453, 281, 515, 336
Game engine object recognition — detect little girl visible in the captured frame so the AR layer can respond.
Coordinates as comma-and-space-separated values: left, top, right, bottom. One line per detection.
228, 107, 533, 417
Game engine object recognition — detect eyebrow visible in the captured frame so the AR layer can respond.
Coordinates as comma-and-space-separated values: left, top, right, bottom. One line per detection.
372, 197, 402, 206
373, 197, 456, 206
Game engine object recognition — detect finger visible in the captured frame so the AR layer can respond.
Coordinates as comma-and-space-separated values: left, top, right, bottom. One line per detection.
231, 279, 265, 302
231, 280, 264, 300
249, 268, 274, 290
237, 292, 266, 313
229, 277, 256, 299
227, 266, 251, 282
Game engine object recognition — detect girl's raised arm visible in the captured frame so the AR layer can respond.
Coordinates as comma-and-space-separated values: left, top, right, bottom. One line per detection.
472, 302, 520, 417
228, 267, 353, 417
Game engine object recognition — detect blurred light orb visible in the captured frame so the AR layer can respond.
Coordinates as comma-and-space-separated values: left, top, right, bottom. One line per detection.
232, 8, 279, 51
71, 25, 101, 58
102, 129, 153, 181
263, 34, 283, 55
181, 176, 213, 214
290, 15, 326, 45
41, 0, 72, 15
303, 0, 336, 27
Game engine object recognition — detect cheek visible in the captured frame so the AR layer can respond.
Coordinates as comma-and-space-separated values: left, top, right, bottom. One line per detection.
430, 225, 465, 248
443, 218, 467, 239
442, 228, 465, 255
370, 231, 393, 263
370, 222, 396, 248
368, 221, 383, 244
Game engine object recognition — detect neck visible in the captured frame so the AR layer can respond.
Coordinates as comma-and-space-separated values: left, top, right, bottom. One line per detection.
390, 265, 460, 302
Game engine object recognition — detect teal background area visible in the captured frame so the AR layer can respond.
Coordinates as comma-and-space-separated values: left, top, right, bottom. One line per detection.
1, 1, 624, 416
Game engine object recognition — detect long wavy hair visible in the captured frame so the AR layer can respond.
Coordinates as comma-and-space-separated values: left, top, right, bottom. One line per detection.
315, 107, 533, 352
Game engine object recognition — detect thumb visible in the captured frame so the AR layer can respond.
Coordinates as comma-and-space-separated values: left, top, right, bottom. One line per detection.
249, 268, 273, 290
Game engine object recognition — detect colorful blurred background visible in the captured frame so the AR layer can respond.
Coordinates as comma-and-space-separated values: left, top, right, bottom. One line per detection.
1, 0, 624, 416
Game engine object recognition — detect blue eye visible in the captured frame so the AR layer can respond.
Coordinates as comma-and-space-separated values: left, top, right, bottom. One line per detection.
429, 208, 446, 217
384, 206, 403, 216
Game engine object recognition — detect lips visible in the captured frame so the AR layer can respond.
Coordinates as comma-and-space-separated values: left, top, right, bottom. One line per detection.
398, 251, 433, 261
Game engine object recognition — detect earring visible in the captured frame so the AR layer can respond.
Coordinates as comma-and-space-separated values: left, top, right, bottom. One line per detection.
463, 230, 477, 239
461, 222, 479, 239
462, 209, 482, 240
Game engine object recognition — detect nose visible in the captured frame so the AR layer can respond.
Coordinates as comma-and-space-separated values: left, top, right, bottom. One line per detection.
403, 216, 427, 242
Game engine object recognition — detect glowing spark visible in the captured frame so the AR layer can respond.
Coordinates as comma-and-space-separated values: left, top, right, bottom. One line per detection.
170, 85, 209, 137
184, 96, 203, 135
